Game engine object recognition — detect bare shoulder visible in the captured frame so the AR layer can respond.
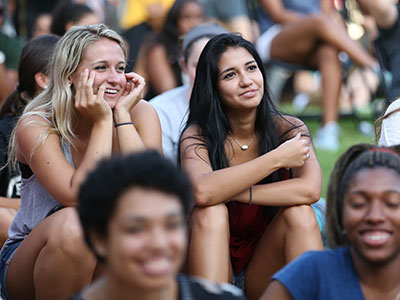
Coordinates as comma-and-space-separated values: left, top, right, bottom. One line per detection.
180, 125, 206, 153
274, 115, 310, 139
148, 43, 167, 59
16, 114, 53, 139
182, 124, 200, 136
131, 100, 158, 123
16, 114, 57, 164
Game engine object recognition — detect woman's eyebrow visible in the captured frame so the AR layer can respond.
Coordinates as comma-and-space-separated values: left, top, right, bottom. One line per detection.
219, 67, 234, 77
89, 60, 126, 66
219, 60, 257, 77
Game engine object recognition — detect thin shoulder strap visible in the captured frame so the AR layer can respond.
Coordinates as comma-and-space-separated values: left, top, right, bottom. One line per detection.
35, 114, 53, 125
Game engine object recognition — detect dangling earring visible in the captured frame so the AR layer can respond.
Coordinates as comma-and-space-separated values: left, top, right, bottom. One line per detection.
44, 85, 48, 89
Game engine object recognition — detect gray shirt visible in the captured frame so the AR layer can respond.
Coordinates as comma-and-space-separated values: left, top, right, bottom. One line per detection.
6, 139, 74, 246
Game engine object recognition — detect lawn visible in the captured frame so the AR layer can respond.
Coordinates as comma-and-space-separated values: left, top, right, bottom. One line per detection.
277, 102, 381, 198
305, 118, 374, 197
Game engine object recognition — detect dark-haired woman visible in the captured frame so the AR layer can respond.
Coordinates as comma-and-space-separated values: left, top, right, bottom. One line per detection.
136, 0, 205, 99
0, 34, 60, 247
179, 33, 323, 300
262, 144, 400, 299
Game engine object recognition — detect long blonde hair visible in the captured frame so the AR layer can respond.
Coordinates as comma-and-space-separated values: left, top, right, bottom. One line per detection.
8, 24, 127, 168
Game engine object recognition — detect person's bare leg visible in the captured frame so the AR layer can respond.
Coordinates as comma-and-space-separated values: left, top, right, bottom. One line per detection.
270, 14, 376, 67
6, 207, 97, 300
316, 44, 342, 125
245, 205, 323, 300
188, 204, 232, 283
0, 207, 16, 246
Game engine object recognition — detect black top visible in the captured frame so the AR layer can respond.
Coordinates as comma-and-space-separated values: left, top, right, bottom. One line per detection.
0, 115, 20, 198
70, 274, 244, 300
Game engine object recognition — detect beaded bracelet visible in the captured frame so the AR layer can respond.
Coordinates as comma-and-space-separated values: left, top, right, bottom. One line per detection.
114, 122, 133, 128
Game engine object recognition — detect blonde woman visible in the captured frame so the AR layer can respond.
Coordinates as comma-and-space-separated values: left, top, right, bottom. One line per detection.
0, 24, 161, 300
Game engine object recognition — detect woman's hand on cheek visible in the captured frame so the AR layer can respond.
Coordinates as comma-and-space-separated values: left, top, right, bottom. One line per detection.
74, 69, 112, 122
114, 72, 145, 115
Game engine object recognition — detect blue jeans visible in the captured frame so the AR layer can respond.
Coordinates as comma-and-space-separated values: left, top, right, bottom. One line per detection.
232, 269, 246, 299
0, 240, 22, 300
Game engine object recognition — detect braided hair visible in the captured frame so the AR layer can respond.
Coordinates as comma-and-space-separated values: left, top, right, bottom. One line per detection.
326, 143, 400, 248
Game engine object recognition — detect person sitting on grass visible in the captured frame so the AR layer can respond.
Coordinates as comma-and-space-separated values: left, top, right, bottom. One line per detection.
179, 33, 323, 300
0, 24, 161, 300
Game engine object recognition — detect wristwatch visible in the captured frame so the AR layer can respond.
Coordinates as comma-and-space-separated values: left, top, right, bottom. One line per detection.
0, 51, 5, 65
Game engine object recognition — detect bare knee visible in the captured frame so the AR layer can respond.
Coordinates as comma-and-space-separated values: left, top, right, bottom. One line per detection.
46, 208, 89, 257
190, 204, 229, 234
282, 205, 319, 232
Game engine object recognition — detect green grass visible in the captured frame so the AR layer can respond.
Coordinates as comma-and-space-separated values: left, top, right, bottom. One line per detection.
278, 103, 377, 198
306, 118, 374, 197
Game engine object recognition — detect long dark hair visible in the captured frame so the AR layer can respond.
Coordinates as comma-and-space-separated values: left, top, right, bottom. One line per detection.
145, 0, 204, 92
0, 34, 60, 119
180, 33, 291, 184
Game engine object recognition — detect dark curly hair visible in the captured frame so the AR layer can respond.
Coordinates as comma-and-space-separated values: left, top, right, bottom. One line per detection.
78, 150, 193, 260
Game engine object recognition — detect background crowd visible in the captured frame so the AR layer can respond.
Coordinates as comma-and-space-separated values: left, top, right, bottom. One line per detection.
0, 0, 399, 299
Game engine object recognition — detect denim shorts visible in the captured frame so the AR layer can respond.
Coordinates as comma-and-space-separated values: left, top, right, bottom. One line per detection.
0, 240, 22, 300
232, 270, 246, 299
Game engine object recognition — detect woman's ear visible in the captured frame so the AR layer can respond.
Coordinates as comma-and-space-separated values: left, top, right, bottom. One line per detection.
34, 72, 49, 91
89, 230, 107, 259
181, 58, 188, 75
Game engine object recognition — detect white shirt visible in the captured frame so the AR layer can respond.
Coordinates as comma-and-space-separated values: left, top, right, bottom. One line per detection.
379, 99, 400, 146
150, 85, 190, 163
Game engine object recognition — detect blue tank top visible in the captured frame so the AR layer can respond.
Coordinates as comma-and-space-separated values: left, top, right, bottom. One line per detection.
258, 0, 321, 34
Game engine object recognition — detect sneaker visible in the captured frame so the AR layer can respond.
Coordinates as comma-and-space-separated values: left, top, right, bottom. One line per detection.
292, 93, 310, 113
314, 122, 340, 151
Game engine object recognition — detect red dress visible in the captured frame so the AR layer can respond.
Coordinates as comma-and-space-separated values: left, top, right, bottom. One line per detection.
228, 169, 290, 274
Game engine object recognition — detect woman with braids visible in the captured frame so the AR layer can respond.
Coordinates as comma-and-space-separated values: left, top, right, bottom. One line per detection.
261, 144, 400, 300
179, 33, 323, 300
0, 24, 161, 300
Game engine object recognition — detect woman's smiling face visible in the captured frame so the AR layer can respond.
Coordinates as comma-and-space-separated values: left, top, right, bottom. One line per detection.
343, 167, 400, 266
217, 46, 264, 113
70, 38, 127, 109
94, 186, 187, 290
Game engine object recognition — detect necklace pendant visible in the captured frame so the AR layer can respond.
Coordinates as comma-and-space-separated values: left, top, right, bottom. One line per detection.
241, 145, 249, 150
